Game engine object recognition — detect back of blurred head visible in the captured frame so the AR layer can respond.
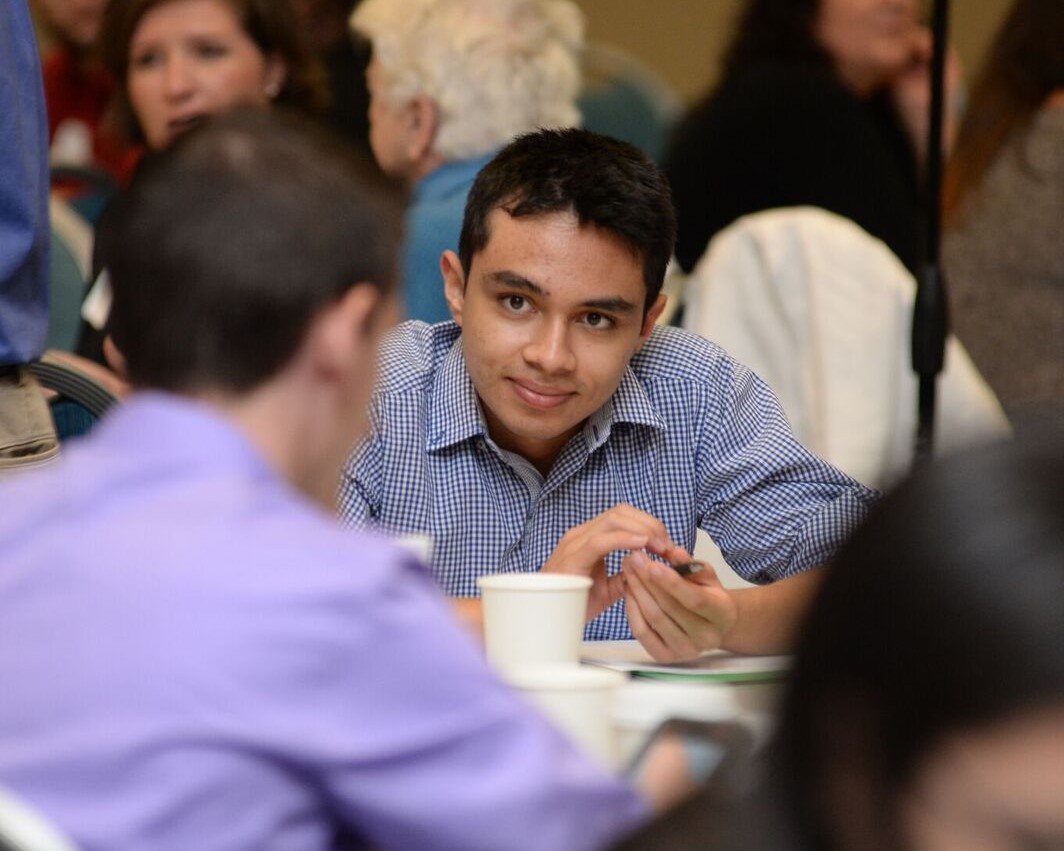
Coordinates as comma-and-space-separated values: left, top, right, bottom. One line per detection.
352, 0, 583, 178
107, 108, 400, 505
109, 107, 399, 396
774, 437, 1064, 850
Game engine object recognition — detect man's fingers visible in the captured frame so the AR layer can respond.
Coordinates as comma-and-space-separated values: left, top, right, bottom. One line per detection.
629, 557, 723, 651
544, 530, 648, 576
624, 583, 672, 662
626, 565, 699, 661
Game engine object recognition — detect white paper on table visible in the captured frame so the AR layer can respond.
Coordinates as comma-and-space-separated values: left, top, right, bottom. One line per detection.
582, 640, 790, 683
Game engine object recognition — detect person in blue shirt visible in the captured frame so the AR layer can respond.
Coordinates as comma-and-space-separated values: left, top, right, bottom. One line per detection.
0, 0, 57, 472
0, 110, 647, 851
340, 127, 878, 661
351, 0, 583, 324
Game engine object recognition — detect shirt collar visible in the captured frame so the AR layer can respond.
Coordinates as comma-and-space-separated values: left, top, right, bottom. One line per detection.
584, 364, 667, 452
412, 152, 496, 204
425, 338, 667, 454
426, 339, 487, 451
94, 391, 277, 480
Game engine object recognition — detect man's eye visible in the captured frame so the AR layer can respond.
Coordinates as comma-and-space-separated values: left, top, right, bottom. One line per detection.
584, 312, 613, 328
503, 295, 527, 311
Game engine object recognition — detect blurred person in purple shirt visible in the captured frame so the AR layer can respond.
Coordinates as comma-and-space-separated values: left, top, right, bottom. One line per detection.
0, 108, 647, 851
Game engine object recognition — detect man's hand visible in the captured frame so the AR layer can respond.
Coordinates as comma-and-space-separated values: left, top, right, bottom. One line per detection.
541, 504, 672, 620
623, 549, 738, 662
626, 557, 826, 662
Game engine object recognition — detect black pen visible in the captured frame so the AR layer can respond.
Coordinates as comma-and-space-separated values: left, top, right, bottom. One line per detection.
669, 560, 706, 576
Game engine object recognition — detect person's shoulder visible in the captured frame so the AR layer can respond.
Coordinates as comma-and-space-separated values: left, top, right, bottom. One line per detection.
631, 325, 740, 388
1026, 106, 1064, 167
672, 62, 844, 155
707, 62, 850, 120
374, 320, 461, 397
734, 61, 842, 97
279, 509, 421, 582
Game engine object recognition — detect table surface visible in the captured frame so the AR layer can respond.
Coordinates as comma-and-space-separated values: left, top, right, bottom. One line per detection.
581, 640, 785, 751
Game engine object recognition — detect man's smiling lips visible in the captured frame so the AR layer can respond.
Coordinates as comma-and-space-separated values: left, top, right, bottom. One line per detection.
507, 378, 575, 409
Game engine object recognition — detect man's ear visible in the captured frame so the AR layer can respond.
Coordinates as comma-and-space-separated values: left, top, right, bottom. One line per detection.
406, 93, 438, 164
637, 293, 667, 344
310, 283, 381, 377
441, 250, 466, 326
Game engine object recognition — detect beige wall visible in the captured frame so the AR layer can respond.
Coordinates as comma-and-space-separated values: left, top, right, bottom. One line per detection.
575, 0, 1015, 104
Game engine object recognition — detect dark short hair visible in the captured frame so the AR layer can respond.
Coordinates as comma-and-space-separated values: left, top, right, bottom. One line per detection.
108, 108, 402, 394
773, 436, 1064, 848
100, 0, 326, 146
458, 128, 676, 313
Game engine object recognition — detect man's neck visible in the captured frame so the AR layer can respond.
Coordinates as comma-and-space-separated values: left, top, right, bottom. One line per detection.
200, 380, 344, 511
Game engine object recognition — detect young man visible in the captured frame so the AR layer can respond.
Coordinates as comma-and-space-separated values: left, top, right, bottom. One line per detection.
0, 112, 646, 851
340, 128, 878, 661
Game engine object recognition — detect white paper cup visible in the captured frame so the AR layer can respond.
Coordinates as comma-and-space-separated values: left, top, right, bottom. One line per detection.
478, 573, 592, 675
506, 665, 628, 769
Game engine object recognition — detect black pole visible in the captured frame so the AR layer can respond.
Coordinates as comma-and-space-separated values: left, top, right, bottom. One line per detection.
911, 0, 951, 465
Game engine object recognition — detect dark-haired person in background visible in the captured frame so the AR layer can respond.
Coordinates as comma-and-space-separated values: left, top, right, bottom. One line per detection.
665, 0, 947, 275
614, 436, 1064, 851
1, 0, 58, 473
289, 0, 373, 156
340, 128, 877, 662
0, 110, 647, 851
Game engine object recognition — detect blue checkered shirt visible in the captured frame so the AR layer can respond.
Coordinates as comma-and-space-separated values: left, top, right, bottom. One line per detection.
340, 321, 877, 640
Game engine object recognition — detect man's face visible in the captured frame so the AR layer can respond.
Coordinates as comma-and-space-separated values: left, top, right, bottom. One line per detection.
444, 209, 665, 473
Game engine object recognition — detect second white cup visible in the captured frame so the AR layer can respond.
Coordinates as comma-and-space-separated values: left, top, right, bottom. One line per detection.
506, 664, 628, 768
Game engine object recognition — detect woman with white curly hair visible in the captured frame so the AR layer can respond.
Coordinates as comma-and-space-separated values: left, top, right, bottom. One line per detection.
352, 0, 583, 323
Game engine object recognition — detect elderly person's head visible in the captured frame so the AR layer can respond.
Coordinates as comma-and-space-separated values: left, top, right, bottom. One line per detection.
352, 0, 583, 182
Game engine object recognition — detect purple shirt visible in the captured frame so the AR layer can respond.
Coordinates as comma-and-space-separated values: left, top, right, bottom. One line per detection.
0, 394, 646, 851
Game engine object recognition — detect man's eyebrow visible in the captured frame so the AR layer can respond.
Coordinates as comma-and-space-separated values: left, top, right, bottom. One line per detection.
581, 297, 637, 315
486, 270, 545, 296
486, 271, 638, 315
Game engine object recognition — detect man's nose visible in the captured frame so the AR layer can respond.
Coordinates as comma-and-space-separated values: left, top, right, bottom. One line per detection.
523, 319, 576, 374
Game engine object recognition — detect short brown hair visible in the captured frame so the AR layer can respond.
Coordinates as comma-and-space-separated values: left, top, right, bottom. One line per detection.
108, 108, 402, 393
